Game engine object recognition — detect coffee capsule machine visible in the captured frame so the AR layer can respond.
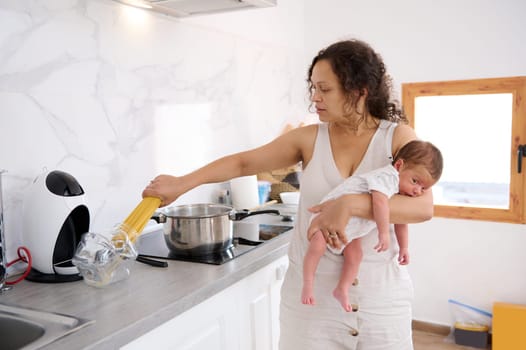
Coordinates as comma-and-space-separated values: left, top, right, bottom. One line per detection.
23, 170, 90, 282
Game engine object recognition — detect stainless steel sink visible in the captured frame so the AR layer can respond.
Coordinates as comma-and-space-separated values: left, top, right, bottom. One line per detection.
0, 303, 94, 350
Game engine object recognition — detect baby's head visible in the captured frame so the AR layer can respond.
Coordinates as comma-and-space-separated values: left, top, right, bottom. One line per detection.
392, 140, 443, 197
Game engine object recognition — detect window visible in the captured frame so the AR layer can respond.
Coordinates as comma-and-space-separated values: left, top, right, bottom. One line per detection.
402, 77, 526, 223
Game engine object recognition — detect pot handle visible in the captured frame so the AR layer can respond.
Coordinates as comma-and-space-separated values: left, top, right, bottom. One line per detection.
151, 213, 167, 224
231, 209, 280, 221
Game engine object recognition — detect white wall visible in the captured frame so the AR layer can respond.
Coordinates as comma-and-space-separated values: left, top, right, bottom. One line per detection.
305, 0, 526, 325
0, 0, 306, 262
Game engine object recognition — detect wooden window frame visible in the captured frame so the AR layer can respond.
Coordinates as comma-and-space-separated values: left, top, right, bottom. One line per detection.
402, 76, 526, 223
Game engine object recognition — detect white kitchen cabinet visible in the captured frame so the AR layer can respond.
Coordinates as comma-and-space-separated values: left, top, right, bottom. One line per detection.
122, 255, 289, 350
239, 255, 288, 350
121, 280, 242, 350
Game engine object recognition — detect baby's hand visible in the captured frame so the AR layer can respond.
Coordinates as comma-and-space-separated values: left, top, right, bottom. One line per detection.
398, 247, 410, 265
374, 232, 390, 252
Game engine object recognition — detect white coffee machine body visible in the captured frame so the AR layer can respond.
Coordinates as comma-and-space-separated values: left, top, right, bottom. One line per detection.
23, 170, 89, 282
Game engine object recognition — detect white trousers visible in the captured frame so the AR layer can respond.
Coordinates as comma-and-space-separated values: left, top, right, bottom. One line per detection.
279, 258, 414, 350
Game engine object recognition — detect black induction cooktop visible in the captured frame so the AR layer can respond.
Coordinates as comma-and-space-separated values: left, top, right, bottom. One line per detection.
137, 222, 292, 265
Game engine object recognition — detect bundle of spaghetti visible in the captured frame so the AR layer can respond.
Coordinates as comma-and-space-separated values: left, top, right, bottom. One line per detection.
113, 197, 161, 244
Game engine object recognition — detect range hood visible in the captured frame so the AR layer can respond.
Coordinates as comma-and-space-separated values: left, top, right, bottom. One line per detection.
115, 0, 277, 17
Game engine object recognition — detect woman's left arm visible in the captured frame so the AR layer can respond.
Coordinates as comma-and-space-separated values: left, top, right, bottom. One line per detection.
307, 191, 433, 248
389, 190, 434, 223
308, 123, 434, 246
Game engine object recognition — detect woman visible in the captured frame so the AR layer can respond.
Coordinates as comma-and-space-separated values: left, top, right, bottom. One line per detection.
143, 39, 433, 349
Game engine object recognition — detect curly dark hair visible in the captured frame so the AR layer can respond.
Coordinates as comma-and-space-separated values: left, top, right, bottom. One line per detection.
308, 39, 407, 124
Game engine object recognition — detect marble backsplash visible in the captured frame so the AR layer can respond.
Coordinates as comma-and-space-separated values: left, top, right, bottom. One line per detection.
0, 0, 308, 261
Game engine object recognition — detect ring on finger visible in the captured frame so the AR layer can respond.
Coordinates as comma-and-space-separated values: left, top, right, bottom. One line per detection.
328, 232, 337, 238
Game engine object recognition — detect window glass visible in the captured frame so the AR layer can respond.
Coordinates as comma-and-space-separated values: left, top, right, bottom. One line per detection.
414, 93, 512, 208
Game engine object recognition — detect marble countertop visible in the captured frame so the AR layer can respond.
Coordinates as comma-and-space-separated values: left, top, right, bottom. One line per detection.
0, 209, 294, 349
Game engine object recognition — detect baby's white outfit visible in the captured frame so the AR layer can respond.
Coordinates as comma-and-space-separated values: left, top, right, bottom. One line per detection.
321, 164, 399, 254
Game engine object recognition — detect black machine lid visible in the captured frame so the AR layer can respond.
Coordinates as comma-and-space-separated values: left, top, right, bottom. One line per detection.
45, 170, 84, 196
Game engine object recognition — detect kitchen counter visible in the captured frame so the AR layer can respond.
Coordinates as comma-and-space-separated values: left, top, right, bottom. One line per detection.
0, 208, 294, 349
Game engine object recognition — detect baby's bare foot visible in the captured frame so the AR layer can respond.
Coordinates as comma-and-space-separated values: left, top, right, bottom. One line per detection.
333, 288, 352, 312
302, 285, 315, 305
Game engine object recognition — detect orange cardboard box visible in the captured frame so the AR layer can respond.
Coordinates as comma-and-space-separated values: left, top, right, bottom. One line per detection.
493, 302, 526, 350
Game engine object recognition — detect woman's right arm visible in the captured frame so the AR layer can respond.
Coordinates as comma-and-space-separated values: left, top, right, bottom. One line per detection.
307, 191, 433, 248
142, 125, 316, 206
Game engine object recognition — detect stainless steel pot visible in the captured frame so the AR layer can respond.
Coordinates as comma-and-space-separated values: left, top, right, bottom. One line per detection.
152, 203, 279, 256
